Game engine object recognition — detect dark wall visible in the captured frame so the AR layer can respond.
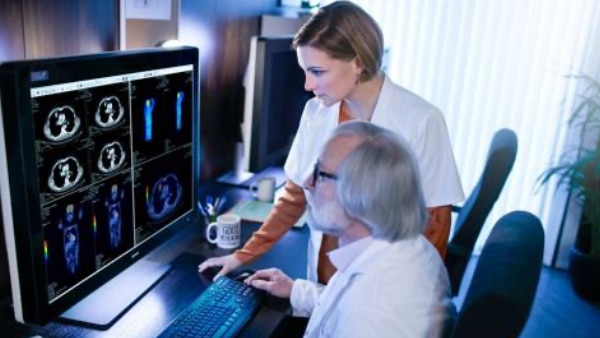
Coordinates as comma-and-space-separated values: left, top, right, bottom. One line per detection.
180, 0, 279, 181
21, 0, 118, 58
0, 1, 25, 61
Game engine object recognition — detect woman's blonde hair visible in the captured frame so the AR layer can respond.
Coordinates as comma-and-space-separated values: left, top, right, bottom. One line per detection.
293, 1, 384, 82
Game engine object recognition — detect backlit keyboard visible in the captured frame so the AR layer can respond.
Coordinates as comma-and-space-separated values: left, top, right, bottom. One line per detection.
157, 276, 264, 338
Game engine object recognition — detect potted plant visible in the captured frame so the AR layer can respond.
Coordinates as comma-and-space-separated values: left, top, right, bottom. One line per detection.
538, 74, 600, 301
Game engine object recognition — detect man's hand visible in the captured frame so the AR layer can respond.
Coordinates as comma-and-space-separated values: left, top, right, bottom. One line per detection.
198, 254, 242, 281
244, 268, 294, 299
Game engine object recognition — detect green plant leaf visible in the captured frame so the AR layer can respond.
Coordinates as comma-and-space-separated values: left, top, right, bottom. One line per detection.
538, 74, 600, 258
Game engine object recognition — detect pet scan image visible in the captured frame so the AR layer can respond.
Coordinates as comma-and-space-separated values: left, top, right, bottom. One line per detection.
59, 204, 81, 275
104, 183, 124, 249
147, 173, 183, 222
144, 97, 156, 141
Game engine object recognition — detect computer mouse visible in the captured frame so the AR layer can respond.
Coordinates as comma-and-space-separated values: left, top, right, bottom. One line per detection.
199, 266, 220, 282
231, 269, 256, 282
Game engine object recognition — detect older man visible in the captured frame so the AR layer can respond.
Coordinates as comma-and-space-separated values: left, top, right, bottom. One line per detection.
245, 121, 455, 337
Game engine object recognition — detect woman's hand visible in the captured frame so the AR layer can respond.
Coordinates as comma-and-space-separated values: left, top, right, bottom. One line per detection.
244, 268, 294, 299
198, 254, 242, 281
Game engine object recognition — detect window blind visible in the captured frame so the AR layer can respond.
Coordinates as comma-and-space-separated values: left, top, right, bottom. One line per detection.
323, 0, 600, 266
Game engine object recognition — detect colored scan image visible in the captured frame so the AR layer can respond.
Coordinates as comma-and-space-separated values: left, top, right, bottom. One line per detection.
130, 71, 193, 163
43, 175, 135, 302
132, 146, 193, 243
144, 98, 155, 142
147, 173, 183, 222
63, 223, 79, 275
106, 184, 124, 248
92, 175, 134, 268
43, 198, 95, 302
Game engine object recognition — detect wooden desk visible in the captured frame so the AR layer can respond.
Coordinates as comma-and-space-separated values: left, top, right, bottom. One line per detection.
0, 184, 309, 338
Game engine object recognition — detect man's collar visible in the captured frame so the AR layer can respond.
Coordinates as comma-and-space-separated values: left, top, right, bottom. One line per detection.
328, 236, 374, 272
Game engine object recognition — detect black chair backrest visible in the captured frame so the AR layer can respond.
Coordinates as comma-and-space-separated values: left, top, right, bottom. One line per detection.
451, 210, 544, 338
446, 128, 518, 295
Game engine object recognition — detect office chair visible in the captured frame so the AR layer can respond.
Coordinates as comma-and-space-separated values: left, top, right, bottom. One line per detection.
445, 128, 518, 296
451, 210, 544, 338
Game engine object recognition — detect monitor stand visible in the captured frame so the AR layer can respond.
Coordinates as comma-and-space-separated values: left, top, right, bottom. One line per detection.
58, 259, 171, 330
217, 166, 287, 188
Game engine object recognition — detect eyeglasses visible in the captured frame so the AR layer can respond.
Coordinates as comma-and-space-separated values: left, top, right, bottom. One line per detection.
311, 161, 338, 186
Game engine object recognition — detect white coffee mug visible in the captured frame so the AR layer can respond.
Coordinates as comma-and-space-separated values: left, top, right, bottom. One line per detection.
250, 177, 276, 202
205, 214, 241, 249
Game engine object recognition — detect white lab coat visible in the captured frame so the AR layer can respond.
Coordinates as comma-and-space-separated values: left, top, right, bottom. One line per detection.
291, 236, 456, 338
284, 74, 465, 282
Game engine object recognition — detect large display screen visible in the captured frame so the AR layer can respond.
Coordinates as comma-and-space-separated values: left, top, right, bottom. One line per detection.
0, 47, 199, 326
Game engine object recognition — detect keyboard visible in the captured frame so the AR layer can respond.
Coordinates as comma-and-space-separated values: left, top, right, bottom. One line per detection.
157, 276, 264, 338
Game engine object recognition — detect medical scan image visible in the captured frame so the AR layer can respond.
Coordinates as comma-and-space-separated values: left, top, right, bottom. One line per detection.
146, 173, 183, 222
43, 105, 81, 143
144, 98, 156, 142
104, 183, 124, 249
95, 95, 125, 128
58, 204, 81, 275
48, 156, 84, 193
176, 91, 184, 131
97, 141, 126, 174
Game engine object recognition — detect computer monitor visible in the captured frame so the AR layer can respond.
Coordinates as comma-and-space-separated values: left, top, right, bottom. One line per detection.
218, 36, 312, 188
0, 46, 199, 328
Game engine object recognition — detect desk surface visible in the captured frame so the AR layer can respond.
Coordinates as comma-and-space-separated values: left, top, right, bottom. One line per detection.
0, 184, 309, 338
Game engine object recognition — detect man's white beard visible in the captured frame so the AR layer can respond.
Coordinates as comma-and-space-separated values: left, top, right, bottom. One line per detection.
306, 199, 347, 236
